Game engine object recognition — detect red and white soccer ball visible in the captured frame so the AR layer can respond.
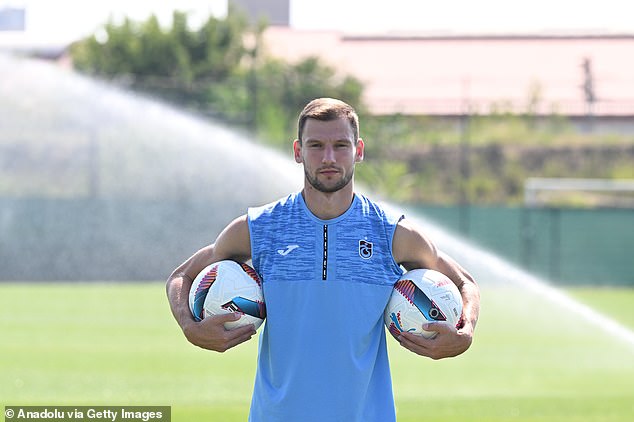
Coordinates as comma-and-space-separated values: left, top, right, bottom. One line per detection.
384, 269, 463, 339
188, 260, 266, 330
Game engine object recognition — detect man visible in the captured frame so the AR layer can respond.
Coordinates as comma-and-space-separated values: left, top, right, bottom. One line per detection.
166, 98, 480, 421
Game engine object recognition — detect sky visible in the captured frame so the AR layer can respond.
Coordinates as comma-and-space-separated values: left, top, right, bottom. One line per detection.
0, 0, 227, 45
1, 0, 633, 46
293, 0, 634, 34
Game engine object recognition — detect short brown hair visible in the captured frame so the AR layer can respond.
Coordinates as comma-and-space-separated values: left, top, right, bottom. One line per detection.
297, 98, 359, 144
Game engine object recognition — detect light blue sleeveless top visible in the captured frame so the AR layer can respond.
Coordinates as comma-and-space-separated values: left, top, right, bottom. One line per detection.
247, 192, 404, 422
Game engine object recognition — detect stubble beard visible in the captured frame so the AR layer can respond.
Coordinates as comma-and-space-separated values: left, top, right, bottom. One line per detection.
305, 166, 354, 193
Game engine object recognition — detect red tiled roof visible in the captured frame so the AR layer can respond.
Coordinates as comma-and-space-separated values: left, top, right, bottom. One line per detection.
263, 27, 634, 116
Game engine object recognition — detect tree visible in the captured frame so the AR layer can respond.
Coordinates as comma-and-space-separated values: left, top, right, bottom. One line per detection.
71, 8, 249, 104
70, 9, 364, 149
250, 56, 364, 146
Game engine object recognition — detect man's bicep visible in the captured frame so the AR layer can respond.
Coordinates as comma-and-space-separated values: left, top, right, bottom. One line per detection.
392, 218, 439, 270
212, 214, 252, 263
434, 251, 475, 290
175, 215, 251, 281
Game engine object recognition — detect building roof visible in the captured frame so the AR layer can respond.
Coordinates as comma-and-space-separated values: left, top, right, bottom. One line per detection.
263, 27, 634, 116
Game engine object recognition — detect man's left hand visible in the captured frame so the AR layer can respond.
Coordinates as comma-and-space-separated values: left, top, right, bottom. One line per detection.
397, 321, 474, 360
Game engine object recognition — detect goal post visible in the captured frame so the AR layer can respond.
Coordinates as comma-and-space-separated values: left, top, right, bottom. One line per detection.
524, 178, 634, 208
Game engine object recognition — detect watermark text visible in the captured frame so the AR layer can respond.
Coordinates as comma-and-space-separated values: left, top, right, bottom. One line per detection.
4, 406, 170, 422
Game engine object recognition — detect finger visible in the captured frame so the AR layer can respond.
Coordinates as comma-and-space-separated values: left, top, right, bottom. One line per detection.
199, 312, 248, 331
216, 322, 257, 352
397, 333, 429, 355
422, 321, 455, 334
211, 312, 244, 324
399, 332, 452, 359
399, 331, 435, 347
225, 322, 257, 338
224, 328, 257, 350
204, 313, 256, 334
196, 313, 237, 332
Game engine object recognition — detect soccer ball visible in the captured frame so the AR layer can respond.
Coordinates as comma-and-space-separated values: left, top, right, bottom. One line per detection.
384, 269, 463, 339
189, 260, 266, 330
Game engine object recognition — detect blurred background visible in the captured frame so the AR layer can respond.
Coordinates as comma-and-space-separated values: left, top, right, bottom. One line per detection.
1, 0, 632, 283
1, 1, 633, 420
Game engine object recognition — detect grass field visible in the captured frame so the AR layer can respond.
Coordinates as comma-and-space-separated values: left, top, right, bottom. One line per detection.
1, 282, 633, 421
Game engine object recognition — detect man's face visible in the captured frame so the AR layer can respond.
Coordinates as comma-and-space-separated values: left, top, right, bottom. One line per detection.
294, 117, 364, 193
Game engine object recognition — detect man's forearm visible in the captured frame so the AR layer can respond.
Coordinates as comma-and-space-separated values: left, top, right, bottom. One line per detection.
166, 271, 195, 330
459, 278, 480, 331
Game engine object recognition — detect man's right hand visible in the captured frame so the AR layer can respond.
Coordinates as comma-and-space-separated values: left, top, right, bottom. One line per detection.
182, 312, 257, 353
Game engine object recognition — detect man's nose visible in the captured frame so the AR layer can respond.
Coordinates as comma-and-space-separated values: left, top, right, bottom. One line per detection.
322, 144, 336, 163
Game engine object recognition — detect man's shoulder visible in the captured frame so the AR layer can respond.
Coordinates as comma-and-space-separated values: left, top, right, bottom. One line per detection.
355, 193, 404, 225
248, 192, 300, 220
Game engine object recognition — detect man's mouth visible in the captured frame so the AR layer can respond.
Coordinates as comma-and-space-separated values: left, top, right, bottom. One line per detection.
319, 167, 340, 176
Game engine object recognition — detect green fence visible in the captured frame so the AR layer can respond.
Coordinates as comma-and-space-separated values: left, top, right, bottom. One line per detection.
1, 198, 632, 285
412, 205, 634, 286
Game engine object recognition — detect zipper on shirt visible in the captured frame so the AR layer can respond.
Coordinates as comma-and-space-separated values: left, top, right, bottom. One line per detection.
322, 225, 328, 280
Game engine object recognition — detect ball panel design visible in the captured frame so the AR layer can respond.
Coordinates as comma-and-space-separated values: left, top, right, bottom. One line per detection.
384, 269, 463, 339
189, 260, 266, 330
190, 264, 219, 322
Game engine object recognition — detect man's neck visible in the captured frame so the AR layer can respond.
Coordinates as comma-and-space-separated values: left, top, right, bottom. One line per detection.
301, 184, 355, 220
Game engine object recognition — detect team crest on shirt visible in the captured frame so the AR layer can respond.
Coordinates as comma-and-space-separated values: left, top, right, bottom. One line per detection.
359, 239, 373, 259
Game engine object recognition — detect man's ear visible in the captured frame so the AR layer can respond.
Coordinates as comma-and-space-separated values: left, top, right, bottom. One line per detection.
355, 138, 365, 163
293, 139, 303, 163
